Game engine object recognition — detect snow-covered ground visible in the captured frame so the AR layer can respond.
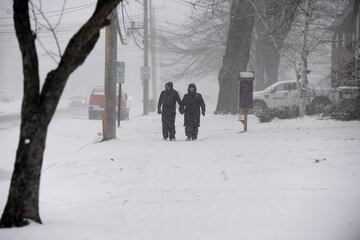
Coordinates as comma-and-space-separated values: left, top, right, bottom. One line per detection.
0, 99, 69, 117
0, 100, 22, 116
0, 112, 360, 240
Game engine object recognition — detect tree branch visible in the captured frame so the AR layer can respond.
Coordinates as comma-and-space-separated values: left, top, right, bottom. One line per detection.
31, 2, 63, 59
13, 0, 41, 113
38, 0, 122, 124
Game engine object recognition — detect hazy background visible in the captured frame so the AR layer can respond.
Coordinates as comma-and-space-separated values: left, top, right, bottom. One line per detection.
0, 0, 205, 115
0, 0, 332, 115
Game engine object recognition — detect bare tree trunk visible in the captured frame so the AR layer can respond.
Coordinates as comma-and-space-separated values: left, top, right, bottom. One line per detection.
299, 0, 311, 117
215, 0, 255, 114
0, 0, 121, 228
255, 36, 282, 90
254, 17, 267, 91
0, 121, 47, 226
143, 0, 150, 115
265, 48, 280, 86
253, 0, 296, 90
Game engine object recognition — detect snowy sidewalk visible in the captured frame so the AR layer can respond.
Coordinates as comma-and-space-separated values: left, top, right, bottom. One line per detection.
0, 114, 360, 240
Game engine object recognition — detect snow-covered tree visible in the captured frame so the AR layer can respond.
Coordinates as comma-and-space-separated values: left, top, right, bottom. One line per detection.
0, 0, 122, 228
279, 0, 347, 116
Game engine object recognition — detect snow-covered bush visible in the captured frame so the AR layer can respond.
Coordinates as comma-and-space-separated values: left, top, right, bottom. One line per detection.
323, 97, 360, 121
257, 106, 299, 123
257, 109, 274, 123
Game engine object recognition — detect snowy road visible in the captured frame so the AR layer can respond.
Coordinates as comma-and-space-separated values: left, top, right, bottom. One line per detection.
0, 113, 360, 240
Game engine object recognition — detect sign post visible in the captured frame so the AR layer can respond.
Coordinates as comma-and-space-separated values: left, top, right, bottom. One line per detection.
238, 71, 254, 132
141, 66, 151, 114
140, 66, 151, 82
117, 62, 125, 127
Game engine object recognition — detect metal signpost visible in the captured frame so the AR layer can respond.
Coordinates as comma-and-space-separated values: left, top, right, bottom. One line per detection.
238, 71, 254, 132
141, 66, 151, 114
117, 62, 125, 127
141, 66, 151, 82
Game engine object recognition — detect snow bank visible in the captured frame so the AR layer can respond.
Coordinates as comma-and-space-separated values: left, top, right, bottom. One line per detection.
0, 99, 70, 117
0, 114, 359, 240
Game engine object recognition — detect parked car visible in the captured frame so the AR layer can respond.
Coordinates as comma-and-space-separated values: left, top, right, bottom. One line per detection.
252, 80, 360, 116
88, 86, 130, 120
252, 80, 299, 115
68, 96, 87, 109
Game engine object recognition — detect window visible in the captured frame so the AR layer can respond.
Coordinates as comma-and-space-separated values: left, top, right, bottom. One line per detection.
288, 83, 297, 90
284, 83, 291, 91
274, 83, 286, 91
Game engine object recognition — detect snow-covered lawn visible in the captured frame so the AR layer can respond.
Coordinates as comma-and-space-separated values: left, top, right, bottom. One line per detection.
0, 99, 69, 117
0, 100, 21, 116
0, 113, 360, 240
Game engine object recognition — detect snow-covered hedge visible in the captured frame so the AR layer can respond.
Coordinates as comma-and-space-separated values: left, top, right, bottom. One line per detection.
323, 98, 360, 121
257, 106, 299, 123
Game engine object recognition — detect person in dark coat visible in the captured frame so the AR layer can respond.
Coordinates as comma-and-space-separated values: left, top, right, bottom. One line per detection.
180, 83, 206, 140
157, 82, 182, 141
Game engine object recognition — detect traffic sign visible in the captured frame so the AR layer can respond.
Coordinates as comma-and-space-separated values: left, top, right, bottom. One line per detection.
117, 62, 125, 83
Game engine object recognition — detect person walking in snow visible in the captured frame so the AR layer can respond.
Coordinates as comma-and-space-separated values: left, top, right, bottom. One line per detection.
157, 82, 182, 141
180, 83, 206, 141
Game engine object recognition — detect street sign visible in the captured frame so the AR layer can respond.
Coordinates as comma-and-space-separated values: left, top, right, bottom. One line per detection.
116, 62, 125, 83
141, 66, 151, 80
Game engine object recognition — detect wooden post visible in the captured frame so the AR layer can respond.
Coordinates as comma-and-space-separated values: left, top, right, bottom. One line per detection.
149, 0, 158, 110
143, 0, 149, 115
103, 9, 117, 140
240, 108, 249, 132
117, 83, 121, 127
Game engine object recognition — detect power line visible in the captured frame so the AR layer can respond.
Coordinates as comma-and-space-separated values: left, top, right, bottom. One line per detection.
0, 3, 96, 20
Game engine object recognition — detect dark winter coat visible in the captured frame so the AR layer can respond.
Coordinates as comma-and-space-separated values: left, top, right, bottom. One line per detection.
157, 82, 182, 123
180, 84, 206, 127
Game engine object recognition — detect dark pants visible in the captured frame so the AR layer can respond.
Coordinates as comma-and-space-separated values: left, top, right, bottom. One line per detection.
162, 111, 176, 139
185, 126, 198, 139
162, 121, 176, 139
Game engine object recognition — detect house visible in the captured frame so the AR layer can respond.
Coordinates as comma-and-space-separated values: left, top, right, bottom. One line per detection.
331, 0, 360, 87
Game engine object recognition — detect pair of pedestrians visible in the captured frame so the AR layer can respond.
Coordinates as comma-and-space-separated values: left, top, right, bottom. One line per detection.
157, 82, 206, 141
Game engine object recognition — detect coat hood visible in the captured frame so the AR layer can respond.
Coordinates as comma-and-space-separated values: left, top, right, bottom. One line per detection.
188, 83, 197, 93
165, 82, 173, 90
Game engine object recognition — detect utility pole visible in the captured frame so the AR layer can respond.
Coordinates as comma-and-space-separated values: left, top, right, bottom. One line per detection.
103, 9, 117, 140
149, 0, 158, 110
143, 0, 150, 115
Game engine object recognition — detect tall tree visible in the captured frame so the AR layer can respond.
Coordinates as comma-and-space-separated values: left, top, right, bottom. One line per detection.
157, 1, 230, 80
253, 0, 300, 90
0, 0, 122, 228
215, 0, 255, 114
279, 0, 347, 116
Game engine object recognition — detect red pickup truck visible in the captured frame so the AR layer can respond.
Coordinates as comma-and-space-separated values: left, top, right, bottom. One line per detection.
88, 86, 130, 120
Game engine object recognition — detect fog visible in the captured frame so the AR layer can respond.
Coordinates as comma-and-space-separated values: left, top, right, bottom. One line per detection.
0, 0, 341, 115
0, 0, 220, 115
1, 1, 360, 238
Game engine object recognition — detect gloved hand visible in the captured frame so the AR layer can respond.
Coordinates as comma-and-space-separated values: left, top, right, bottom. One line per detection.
202, 110, 205, 116
157, 109, 162, 114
